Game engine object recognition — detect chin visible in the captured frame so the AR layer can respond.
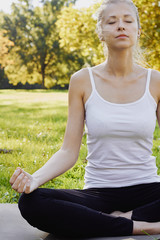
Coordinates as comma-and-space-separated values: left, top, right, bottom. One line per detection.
110, 45, 132, 50
115, 42, 135, 49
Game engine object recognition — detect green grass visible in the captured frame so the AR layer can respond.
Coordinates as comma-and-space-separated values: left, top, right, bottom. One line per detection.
0, 90, 160, 203
0, 90, 87, 203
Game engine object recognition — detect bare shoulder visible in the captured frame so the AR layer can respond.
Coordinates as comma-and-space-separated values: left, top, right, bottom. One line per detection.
69, 68, 91, 100
151, 68, 160, 82
70, 68, 89, 84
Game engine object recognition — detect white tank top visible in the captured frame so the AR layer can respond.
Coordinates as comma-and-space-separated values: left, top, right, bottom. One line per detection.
84, 67, 160, 189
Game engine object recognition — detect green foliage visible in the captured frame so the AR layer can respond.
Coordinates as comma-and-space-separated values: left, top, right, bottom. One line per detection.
0, 90, 87, 203
134, 0, 160, 70
0, 0, 159, 89
2, 0, 79, 88
0, 30, 14, 68
0, 28, 14, 89
56, 3, 105, 66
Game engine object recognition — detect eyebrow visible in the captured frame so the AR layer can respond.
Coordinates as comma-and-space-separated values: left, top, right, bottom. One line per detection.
108, 14, 133, 19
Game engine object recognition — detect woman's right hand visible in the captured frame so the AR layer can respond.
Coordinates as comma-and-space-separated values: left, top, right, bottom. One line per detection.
10, 167, 39, 194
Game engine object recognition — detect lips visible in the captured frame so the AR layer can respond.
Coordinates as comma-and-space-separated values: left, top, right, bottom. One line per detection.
116, 34, 128, 38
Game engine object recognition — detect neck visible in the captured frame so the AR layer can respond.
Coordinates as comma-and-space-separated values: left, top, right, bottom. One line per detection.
104, 48, 135, 77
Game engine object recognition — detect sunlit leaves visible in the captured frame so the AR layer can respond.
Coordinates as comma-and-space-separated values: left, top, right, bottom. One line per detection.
1, 0, 159, 89
0, 30, 14, 68
2, 0, 75, 88
134, 0, 160, 70
56, 3, 105, 66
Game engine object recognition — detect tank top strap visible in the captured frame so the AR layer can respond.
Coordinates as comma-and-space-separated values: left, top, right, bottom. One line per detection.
146, 68, 152, 92
87, 67, 96, 90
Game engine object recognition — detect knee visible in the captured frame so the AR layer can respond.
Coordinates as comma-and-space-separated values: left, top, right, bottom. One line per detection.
18, 189, 40, 226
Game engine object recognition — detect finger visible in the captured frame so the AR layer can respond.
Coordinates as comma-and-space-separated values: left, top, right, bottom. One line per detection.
21, 170, 32, 180
17, 176, 28, 193
11, 173, 25, 191
10, 168, 22, 185
25, 180, 31, 194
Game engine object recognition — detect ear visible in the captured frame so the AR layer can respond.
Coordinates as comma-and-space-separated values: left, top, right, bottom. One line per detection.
99, 34, 105, 41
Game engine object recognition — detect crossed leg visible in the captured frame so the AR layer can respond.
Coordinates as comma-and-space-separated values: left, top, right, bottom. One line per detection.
111, 197, 160, 235
111, 210, 160, 235
18, 184, 160, 237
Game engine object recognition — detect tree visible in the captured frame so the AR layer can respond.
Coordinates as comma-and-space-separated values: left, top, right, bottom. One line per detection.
2, 0, 76, 88
56, 3, 105, 67
0, 30, 14, 68
2, 0, 159, 88
0, 30, 14, 88
134, 0, 160, 70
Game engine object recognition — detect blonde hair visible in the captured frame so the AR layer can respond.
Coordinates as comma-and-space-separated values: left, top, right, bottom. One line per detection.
96, 0, 148, 67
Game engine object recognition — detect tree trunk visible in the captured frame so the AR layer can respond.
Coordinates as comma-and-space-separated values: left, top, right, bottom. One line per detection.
41, 64, 46, 89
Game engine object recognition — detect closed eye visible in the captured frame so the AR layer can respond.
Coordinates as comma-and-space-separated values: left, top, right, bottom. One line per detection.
108, 21, 133, 24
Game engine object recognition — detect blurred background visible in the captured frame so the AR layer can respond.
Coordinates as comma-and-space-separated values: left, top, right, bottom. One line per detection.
0, 0, 159, 89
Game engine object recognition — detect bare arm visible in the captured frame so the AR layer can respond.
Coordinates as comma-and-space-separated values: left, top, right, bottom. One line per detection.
150, 69, 160, 128
154, 70, 160, 127
10, 71, 85, 193
157, 101, 160, 127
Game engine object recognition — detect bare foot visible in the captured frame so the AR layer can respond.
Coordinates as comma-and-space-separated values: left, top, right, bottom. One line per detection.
111, 211, 132, 219
110, 211, 123, 217
111, 212, 160, 235
133, 221, 160, 235
120, 211, 132, 219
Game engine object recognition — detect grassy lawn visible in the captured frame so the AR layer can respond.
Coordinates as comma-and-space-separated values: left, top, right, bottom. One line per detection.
0, 90, 87, 203
0, 90, 160, 203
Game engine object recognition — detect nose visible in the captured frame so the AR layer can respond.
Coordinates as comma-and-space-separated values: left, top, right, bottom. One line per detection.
117, 19, 125, 31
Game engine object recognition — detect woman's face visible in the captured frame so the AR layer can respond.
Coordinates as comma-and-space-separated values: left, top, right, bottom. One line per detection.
101, 2, 141, 50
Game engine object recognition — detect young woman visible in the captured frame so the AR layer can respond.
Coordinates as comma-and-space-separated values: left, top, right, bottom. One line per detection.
10, 0, 160, 237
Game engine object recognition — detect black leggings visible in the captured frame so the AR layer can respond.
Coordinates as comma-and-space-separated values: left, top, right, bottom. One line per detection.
18, 182, 160, 238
